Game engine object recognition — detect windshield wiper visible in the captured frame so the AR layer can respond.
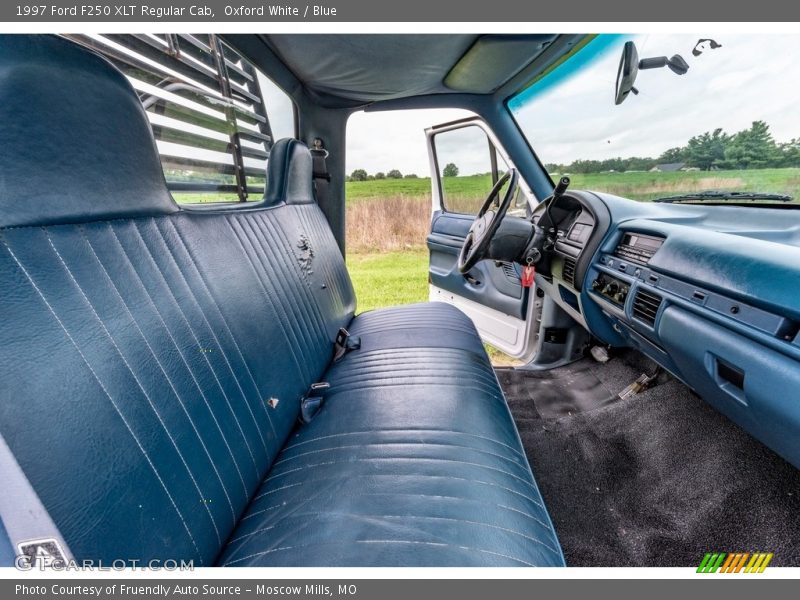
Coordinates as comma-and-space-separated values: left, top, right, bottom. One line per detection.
654, 190, 794, 204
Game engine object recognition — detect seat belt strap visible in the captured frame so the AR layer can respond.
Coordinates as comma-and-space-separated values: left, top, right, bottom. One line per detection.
310, 137, 331, 210
0, 431, 73, 567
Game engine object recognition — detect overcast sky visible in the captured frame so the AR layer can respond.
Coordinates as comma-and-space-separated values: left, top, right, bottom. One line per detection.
342, 34, 800, 175
346, 108, 474, 176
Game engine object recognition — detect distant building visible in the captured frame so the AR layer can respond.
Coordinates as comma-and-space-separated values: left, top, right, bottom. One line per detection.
650, 162, 686, 172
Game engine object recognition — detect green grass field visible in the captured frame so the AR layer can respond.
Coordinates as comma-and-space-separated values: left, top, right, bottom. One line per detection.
346, 249, 517, 365
346, 167, 800, 203
172, 167, 800, 205
345, 174, 492, 202
565, 168, 800, 201
347, 249, 429, 313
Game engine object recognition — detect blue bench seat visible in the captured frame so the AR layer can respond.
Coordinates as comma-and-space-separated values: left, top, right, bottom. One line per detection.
0, 35, 564, 567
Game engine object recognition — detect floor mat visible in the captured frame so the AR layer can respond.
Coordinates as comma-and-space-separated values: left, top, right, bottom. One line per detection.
496, 360, 618, 419
501, 352, 800, 566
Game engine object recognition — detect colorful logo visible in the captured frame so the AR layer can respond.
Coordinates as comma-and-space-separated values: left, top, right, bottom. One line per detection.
697, 552, 774, 573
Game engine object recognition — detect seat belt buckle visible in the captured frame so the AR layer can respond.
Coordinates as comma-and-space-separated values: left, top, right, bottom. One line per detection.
333, 327, 361, 362
300, 382, 330, 424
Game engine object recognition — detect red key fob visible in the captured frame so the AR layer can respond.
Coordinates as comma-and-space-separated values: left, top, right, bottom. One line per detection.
521, 264, 535, 288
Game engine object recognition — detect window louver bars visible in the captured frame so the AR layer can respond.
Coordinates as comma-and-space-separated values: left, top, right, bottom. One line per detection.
65, 34, 272, 203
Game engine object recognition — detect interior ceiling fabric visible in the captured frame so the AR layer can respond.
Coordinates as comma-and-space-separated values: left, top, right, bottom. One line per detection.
264, 34, 479, 102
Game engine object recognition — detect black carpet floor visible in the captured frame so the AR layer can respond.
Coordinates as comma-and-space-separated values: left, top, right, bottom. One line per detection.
497, 351, 800, 566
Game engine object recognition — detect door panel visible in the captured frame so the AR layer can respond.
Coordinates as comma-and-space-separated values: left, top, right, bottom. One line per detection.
427, 211, 526, 319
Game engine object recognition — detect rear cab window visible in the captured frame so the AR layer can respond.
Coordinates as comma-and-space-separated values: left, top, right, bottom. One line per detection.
66, 34, 295, 204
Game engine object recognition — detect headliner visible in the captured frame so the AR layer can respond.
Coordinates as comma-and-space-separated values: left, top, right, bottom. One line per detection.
257, 34, 569, 106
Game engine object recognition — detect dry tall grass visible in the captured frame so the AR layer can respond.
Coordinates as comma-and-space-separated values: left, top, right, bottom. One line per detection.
346, 194, 491, 253
347, 195, 431, 253
344, 174, 761, 253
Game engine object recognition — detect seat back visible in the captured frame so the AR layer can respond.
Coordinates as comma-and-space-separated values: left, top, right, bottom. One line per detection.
0, 35, 355, 565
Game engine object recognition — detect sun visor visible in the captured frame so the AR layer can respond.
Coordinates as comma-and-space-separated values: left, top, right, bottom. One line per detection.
444, 34, 557, 93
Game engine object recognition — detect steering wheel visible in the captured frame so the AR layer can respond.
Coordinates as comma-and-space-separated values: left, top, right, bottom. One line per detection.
457, 169, 519, 273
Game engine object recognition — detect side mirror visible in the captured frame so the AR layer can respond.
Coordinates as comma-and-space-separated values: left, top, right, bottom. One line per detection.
615, 41, 690, 105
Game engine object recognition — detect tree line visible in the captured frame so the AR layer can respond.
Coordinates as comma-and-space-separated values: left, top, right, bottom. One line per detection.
544, 121, 800, 174
348, 168, 419, 182
348, 162, 465, 182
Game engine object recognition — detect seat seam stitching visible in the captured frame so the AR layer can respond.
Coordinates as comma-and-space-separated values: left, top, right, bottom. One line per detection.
222, 540, 538, 567
266, 456, 541, 496
281, 428, 526, 459
261, 212, 331, 337
238, 215, 321, 374
146, 220, 261, 474
252, 214, 330, 350
245, 215, 329, 375
108, 223, 249, 502
82, 226, 236, 529
273, 441, 527, 472
229, 513, 559, 555
165, 219, 275, 455
226, 216, 309, 384
43, 229, 223, 545
236, 491, 551, 533
123, 222, 251, 496
250, 473, 542, 508
0, 233, 204, 565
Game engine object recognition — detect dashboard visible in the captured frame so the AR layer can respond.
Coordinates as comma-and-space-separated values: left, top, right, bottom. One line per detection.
533, 191, 800, 470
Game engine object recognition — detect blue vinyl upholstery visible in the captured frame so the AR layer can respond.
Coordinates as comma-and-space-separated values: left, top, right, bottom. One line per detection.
0, 35, 563, 567
220, 320, 564, 566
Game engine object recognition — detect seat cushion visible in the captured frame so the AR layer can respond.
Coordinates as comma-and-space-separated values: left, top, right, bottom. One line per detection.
218, 304, 565, 567
348, 302, 487, 356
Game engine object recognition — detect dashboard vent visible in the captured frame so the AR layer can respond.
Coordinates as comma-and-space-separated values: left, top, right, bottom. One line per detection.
632, 288, 663, 326
501, 262, 519, 281
562, 257, 577, 287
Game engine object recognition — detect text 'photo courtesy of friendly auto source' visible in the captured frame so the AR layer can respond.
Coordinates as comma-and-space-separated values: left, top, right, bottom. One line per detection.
15, 585, 356, 597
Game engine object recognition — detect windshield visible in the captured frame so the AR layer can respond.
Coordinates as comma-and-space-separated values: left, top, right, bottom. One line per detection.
509, 34, 800, 204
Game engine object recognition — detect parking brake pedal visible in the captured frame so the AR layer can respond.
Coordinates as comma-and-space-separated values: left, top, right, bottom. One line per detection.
618, 368, 662, 400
